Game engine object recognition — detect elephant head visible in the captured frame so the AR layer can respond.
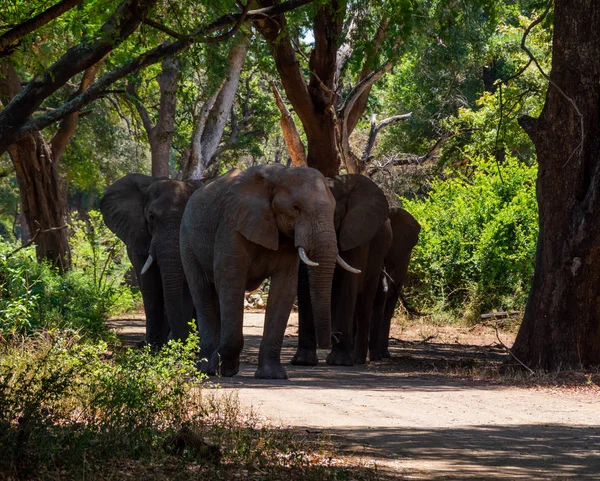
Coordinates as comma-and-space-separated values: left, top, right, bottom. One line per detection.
100, 173, 201, 346
328, 174, 390, 251
222, 164, 339, 349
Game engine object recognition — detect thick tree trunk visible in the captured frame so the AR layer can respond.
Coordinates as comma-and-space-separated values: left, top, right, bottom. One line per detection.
0, 58, 101, 271
255, 1, 392, 177
9, 135, 70, 270
152, 58, 181, 177
511, 0, 600, 369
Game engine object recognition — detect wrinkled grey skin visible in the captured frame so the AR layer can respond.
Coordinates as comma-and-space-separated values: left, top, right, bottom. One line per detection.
369, 207, 421, 360
180, 165, 338, 379
292, 174, 391, 366
100, 174, 202, 347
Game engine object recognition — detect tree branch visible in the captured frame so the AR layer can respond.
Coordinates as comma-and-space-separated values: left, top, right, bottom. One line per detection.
2, 0, 314, 153
254, 0, 314, 126
0, 0, 158, 154
0, 0, 81, 58
51, 58, 106, 161
360, 113, 411, 165
271, 81, 306, 166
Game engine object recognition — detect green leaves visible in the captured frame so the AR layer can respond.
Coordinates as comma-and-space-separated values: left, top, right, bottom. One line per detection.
404, 156, 538, 318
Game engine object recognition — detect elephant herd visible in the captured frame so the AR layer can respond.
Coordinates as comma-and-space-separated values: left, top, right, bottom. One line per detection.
100, 165, 420, 379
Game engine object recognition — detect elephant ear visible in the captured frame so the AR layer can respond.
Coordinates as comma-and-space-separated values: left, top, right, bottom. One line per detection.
330, 174, 389, 251
222, 166, 281, 251
100, 173, 154, 254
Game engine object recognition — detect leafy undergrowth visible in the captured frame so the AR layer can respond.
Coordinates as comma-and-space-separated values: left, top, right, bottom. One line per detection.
0, 331, 380, 481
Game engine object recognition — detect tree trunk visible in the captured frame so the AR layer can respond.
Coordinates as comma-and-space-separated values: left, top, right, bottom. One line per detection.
152, 58, 181, 177
270, 82, 306, 167
9, 135, 70, 270
183, 33, 250, 180
511, 0, 600, 370
0, 58, 101, 271
255, 2, 392, 178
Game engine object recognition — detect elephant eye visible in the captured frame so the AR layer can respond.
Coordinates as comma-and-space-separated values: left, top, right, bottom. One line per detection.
293, 204, 300, 212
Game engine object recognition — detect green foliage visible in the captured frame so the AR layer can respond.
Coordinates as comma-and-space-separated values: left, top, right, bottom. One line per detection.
0, 211, 138, 337
0, 331, 376, 480
404, 157, 538, 319
0, 331, 204, 478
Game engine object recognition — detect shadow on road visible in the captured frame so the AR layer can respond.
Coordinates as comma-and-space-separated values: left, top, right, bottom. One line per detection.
332, 423, 600, 480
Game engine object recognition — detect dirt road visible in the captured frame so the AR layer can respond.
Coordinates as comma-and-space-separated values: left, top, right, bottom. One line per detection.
109, 312, 600, 480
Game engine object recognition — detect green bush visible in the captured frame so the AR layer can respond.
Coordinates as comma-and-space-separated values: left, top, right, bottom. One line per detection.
0, 331, 203, 478
0, 210, 138, 337
403, 156, 538, 319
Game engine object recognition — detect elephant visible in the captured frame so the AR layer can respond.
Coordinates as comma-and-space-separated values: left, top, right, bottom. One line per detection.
100, 174, 202, 347
292, 174, 391, 367
180, 164, 356, 379
369, 207, 421, 360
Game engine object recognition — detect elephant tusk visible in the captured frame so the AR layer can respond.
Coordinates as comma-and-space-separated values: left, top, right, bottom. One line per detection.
141, 254, 154, 275
298, 247, 319, 267
336, 255, 361, 274
382, 275, 389, 293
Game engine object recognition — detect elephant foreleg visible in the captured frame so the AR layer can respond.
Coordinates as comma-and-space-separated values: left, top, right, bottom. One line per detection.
378, 291, 399, 359
215, 273, 246, 377
291, 262, 318, 366
129, 249, 168, 348
326, 264, 360, 366
353, 273, 381, 364
369, 278, 388, 361
256, 261, 298, 379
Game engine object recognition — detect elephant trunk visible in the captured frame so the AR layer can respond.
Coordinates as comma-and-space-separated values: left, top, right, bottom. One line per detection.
300, 224, 337, 349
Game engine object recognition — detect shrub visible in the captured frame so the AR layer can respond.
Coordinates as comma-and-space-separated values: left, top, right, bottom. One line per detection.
0, 331, 203, 478
403, 156, 538, 319
0, 210, 138, 337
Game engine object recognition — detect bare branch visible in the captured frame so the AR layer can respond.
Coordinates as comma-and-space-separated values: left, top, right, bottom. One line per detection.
4, 222, 68, 260
361, 112, 411, 165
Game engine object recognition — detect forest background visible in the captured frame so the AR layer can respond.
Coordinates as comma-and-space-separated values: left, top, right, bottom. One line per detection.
0, 0, 550, 335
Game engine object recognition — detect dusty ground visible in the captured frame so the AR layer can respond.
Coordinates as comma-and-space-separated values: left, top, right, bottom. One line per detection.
108, 312, 600, 480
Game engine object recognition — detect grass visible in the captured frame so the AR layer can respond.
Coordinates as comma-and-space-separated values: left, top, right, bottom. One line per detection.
0, 331, 382, 481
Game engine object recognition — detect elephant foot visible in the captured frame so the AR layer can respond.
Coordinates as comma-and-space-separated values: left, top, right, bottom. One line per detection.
291, 348, 319, 366
353, 354, 368, 365
255, 361, 288, 379
380, 348, 391, 359
369, 350, 383, 362
201, 353, 239, 377
326, 348, 354, 366
219, 357, 240, 377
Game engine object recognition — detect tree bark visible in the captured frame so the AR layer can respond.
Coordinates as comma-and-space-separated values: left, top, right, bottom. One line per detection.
129, 58, 181, 177
0, 0, 158, 154
511, 0, 600, 370
271, 82, 306, 166
0, 59, 101, 270
255, 1, 394, 177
